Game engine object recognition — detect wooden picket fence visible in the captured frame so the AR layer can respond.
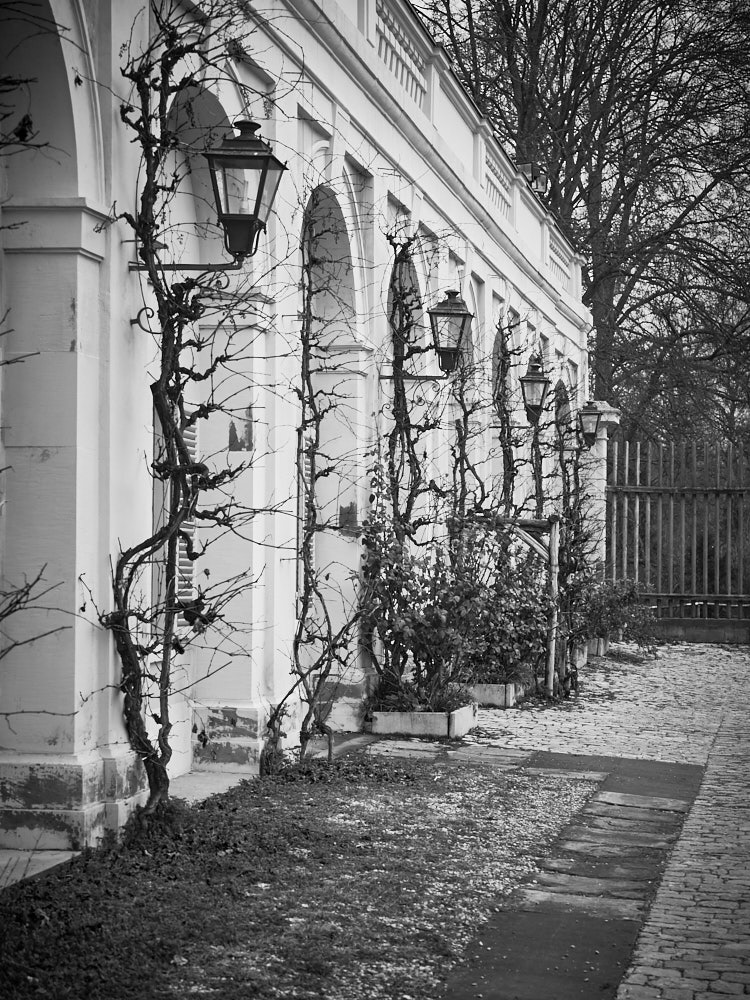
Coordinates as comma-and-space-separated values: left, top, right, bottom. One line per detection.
606, 437, 750, 640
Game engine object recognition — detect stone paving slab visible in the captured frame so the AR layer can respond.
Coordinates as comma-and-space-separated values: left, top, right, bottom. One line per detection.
582, 813, 678, 832
588, 803, 687, 823
169, 768, 252, 803
535, 871, 648, 897
446, 745, 531, 761
523, 766, 610, 781
544, 857, 659, 881
564, 827, 677, 848
559, 840, 669, 859
598, 791, 690, 813
518, 888, 646, 920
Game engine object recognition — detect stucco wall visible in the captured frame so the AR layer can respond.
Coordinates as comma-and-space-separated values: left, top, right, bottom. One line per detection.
0, 0, 593, 847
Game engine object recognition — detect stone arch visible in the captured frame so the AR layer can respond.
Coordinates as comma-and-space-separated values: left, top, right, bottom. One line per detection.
0, 0, 108, 774
302, 184, 357, 346
1, 0, 101, 200
554, 378, 575, 452
298, 184, 363, 653
300, 183, 360, 521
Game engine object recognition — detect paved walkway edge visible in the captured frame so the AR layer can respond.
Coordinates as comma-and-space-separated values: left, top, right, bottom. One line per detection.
616, 708, 750, 999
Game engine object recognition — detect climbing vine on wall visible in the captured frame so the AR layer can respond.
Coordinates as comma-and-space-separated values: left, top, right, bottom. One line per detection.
105, 1, 274, 811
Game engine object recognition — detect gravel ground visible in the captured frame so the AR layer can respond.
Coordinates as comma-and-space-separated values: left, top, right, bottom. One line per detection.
466, 643, 746, 765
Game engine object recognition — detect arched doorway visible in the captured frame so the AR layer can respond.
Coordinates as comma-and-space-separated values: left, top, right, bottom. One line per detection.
0, 0, 115, 847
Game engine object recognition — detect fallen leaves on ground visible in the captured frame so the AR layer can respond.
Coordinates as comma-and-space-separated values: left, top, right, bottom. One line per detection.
0, 754, 595, 1000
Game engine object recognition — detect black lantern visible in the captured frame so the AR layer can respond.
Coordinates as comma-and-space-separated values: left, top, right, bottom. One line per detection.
427, 289, 473, 373
577, 400, 602, 449
204, 120, 287, 258
520, 354, 551, 424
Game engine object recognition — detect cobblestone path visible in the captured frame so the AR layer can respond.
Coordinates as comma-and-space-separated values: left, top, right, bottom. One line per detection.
473, 642, 750, 999
615, 680, 750, 999
466, 643, 747, 767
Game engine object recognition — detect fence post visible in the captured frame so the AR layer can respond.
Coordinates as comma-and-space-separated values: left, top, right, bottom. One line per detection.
546, 516, 560, 698
585, 402, 621, 571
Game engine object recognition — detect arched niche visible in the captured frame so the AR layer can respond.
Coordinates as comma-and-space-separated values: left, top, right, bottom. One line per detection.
162, 88, 235, 266
554, 379, 575, 451
491, 322, 515, 418
300, 185, 361, 531
302, 185, 357, 348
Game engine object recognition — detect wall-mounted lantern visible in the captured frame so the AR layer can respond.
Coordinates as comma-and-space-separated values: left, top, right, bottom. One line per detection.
427, 289, 473, 373
577, 400, 602, 449
130, 120, 286, 273
518, 162, 549, 195
520, 354, 551, 424
204, 120, 287, 259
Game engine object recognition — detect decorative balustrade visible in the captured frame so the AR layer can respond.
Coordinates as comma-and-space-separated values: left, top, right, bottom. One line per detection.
549, 234, 572, 291
375, 0, 427, 110
484, 155, 512, 220
362, 0, 579, 298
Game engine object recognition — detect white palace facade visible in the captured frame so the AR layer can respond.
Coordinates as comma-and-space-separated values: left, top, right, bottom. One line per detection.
0, 0, 605, 847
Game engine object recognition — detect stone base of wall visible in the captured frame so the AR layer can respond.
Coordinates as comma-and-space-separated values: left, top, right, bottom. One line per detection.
191, 703, 266, 773
317, 674, 371, 733
190, 701, 307, 772
0, 749, 147, 850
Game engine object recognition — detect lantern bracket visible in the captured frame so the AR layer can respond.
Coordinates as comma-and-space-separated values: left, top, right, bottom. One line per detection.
129, 255, 244, 273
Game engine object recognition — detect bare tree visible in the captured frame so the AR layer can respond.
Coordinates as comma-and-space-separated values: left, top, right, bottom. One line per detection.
415, 0, 750, 439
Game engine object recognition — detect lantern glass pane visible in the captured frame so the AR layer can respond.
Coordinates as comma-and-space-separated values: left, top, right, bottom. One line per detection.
522, 377, 547, 409
215, 165, 261, 217
578, 405, 601, 441
433, 313, 462, 351
256, 163, 285, 225
580, 413, 596, 435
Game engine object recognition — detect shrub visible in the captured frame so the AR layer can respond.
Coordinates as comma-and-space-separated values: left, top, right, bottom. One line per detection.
564, 574, 657, 650
362, 516, 552, 707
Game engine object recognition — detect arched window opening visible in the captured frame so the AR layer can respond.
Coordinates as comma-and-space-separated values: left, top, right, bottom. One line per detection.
387, 248, 426, 376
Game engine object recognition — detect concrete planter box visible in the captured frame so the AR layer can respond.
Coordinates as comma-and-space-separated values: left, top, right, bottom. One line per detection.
470, 682, 526, 708
587, 637, 610, 657
367, 702, 478, 738
570, 643, 588, 670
